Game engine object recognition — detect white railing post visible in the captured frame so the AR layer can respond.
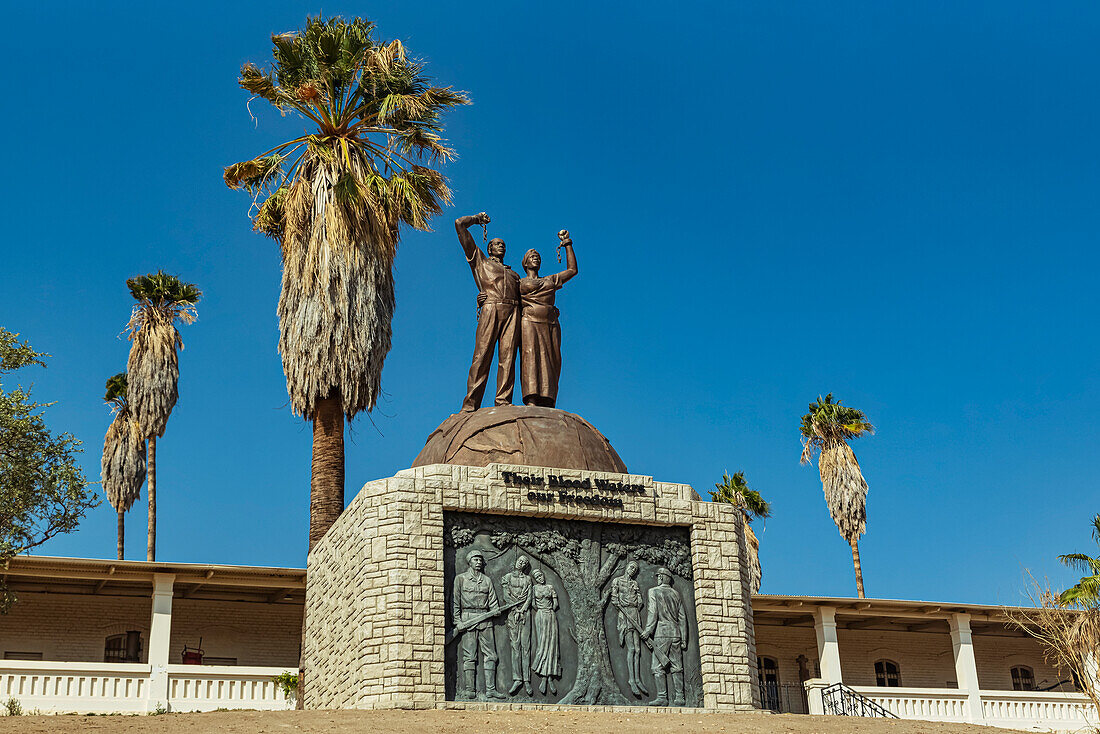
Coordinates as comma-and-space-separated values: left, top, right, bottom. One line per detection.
804, 678, 828, 714
814, 606, 844, 685
949, 613, 984, 723
147, 573, 175, 712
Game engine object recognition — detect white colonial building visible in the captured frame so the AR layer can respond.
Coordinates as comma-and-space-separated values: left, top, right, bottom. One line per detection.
0, 554, 1094, 730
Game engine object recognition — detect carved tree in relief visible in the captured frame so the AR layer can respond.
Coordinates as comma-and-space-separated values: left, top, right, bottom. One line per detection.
448, 515, 691, 706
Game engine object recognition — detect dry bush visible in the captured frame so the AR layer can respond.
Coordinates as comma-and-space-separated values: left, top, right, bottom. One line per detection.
1006, 579, 1100, 730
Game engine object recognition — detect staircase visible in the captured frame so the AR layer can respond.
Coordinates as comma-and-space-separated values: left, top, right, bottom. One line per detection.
822, 683, 900, 718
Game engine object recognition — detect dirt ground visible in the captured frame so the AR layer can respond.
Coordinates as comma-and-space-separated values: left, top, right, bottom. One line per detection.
0, 709, 1031, 734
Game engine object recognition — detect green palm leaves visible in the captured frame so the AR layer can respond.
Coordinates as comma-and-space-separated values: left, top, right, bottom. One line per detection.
1058, 514, 1100, 608
710, 472, 771, 523
225, 16, 468, 260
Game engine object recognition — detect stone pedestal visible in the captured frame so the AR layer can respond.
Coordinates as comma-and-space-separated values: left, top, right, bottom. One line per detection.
303, 463, 758, 711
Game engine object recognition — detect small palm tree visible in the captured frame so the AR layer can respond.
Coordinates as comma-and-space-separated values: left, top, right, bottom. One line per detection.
225, 15, 468, 551
125, 271, 201, 561
800, 393, 875, 598
711, 471, 771, 593
1058, 514, 1100, 608
100, 373, 146, 560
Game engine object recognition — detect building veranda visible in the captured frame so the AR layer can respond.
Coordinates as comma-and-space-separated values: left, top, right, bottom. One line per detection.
1, 465, 1095, 732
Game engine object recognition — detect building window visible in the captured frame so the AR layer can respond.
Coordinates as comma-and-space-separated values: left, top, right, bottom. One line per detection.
1011, 666, 1035, 691
758, 655, 781, 711
104, 632, 142, 663
874, 659, 901, 687
3, 652, 43, 661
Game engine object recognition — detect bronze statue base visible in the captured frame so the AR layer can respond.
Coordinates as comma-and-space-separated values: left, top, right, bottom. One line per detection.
413, 405, 627, 473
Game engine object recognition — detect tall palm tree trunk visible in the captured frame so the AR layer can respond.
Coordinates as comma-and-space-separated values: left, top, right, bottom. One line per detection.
301, 390, 346, 710
309, 390, 345, 552
117, 509, 125, 560
147, 436, 156, 562
851, 539, 865, 598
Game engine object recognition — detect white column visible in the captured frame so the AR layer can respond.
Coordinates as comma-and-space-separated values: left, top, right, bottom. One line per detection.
813, 606, 844, 684
146, 573, 175, 712
949, 613, 984, 722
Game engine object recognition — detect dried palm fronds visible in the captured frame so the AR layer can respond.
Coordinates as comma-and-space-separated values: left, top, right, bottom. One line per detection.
126, 318, 181, 438
101, 409, 146, 513
817, 441, 868, 543
100, 373, 145, 513
744, 521, 762, 594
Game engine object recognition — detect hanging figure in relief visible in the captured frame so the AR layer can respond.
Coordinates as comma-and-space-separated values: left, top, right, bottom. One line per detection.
610, 560, 648, 697
518, 230, 578, 408
530, 568, 561, 694
502, 555, 534, 695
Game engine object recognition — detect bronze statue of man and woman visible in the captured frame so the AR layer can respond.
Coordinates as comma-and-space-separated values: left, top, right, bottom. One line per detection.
454, 213, 578, 412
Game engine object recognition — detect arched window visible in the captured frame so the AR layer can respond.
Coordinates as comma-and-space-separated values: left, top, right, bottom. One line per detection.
758, 656, 780, 711
104, 631, 142, 663
874, 659, 901, 687
1011, 666, 1035, 691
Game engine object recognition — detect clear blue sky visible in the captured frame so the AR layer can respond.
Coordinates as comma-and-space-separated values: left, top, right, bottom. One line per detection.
3, 1, 1097, 605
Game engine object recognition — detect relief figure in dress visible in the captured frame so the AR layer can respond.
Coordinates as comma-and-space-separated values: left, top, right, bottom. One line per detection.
529, 568, 561, 694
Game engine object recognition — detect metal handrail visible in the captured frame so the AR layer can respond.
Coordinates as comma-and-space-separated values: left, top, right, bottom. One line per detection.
822, 683, 900, 718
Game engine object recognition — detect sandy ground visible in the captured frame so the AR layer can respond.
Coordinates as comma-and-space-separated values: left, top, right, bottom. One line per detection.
0, 709, 1031, 734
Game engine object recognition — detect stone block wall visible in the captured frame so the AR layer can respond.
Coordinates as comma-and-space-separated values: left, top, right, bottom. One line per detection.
304, 463, 758, 711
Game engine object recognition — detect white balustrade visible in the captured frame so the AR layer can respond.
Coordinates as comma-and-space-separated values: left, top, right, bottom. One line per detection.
981, 690, 1098, 732
0, 661, 293, 713
165, 665, 293, 712
850, 686, 969, 721
0, 661, 149, 713
843, 684, 1097, 733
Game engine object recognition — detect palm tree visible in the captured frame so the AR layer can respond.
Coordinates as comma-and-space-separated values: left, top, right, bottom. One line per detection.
799, 393, 875, 598
711, 471, 771, 593
100, 373, 146, 560
125, 271, 201, 562
225, 15, 468, 551
1058, 514, 1100, 608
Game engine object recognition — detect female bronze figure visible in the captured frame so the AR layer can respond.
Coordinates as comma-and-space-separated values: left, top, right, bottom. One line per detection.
518, 231, 578, 408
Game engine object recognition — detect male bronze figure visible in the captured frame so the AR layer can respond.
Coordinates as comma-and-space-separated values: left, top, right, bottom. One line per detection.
518, 231, 577, 408
643, 567, 689, 706
452, 549, 507, 699
456, 212, 520, 411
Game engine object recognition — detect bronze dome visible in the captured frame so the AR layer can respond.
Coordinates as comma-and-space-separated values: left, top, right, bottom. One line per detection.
412, 405, 627, 473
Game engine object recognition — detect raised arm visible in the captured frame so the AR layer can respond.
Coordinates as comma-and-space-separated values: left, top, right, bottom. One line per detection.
555, 232, 578, 284
455, 212, 490, 263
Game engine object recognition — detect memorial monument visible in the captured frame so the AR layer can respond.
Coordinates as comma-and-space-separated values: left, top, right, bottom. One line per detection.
302, 213, 758, 711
